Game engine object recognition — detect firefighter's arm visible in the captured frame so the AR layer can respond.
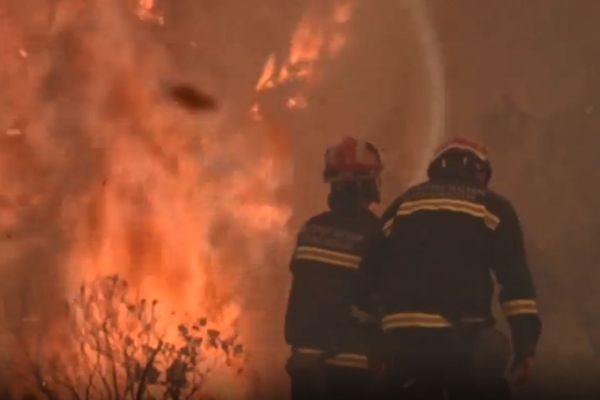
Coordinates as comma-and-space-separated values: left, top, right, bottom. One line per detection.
355, 229, 386, 313
492, 202, 542, 362
354, 199, 400, 316
355, 206, 399, 371
381, 196, 404, 238
283, 256, 299, 346
355, 196, 402, 311
283, 228, 306, 346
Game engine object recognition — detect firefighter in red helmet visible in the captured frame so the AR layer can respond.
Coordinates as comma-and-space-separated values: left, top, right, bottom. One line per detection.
284, 137, 384, 400
363, 137, 541, 399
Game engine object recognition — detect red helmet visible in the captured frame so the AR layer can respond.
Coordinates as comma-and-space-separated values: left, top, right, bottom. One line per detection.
428, 137, 492, 185
323, 137, 383, 183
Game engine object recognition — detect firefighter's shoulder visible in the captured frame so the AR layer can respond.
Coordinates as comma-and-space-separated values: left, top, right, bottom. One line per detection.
483, 189, 522, 230
380, 182, 427, 235
381, 195, 404, 221
298, 210, 378, 253
296, 211, 346, 244
305, 209, 378, 232
381, 181, 429, 220
300, 211, 331, 228
297, 210, 342, 233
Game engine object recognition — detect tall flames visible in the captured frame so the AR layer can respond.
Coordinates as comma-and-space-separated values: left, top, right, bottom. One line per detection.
252, 0, 357, 118
0, 0, 364, 397
1, 0, 292, 398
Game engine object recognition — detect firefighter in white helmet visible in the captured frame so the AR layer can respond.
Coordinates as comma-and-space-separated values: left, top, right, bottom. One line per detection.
284, 137, 384, 400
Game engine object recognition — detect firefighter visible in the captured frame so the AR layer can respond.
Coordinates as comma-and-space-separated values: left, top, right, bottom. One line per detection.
366, 137, 542, 399
284, 137, 384, 400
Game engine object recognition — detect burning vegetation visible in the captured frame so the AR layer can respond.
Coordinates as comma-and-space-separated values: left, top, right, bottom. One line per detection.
0, 0, 300, 397
24, 275, 244, 400
0, 0, 368, 397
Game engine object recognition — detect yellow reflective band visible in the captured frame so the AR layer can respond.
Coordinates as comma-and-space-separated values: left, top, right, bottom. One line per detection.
295, 347, 324, 355
325, 353, 369, 369
502, 299, 538, 317
382, 312, 452, 330
295, 246, 361, 270
383, 218, 394, 237
397, 198, 500, 230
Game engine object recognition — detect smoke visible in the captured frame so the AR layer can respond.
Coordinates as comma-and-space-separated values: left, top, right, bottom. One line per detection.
8, 0, 598, 397
0, 0, 295, 397
0, 0, 448, 397
433, 0, 600, 396
280, 0, 445, 218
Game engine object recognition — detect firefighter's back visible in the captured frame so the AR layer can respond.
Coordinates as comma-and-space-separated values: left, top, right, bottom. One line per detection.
284, 137, 385, 400
379, 180, 504, 324
285, 207, 380, 354
372, 138, 541, 400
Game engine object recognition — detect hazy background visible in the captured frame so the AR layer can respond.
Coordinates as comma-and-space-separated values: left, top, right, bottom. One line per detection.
0, 0, 599, 398
434, 1, 600, 398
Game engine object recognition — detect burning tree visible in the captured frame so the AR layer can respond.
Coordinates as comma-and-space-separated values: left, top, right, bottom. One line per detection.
25, 275, 244, 400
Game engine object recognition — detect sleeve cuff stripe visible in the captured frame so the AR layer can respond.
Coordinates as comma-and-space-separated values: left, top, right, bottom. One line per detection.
502, 299, 537, 308
502, 299, 538, 316
504, 307, 538, 317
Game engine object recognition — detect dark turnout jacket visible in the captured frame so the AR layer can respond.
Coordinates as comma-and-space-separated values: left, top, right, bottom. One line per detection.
366, 178, 541, 359
284, 203, 382, 367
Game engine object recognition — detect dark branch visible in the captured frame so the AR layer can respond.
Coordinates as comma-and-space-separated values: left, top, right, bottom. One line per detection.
135, 339, 164, 400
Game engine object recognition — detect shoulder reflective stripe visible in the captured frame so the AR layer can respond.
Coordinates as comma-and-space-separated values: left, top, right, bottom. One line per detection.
325, 353, 369, 369
382, 312, 452, 330
295, 246, 361, 269
383, 218, 394, 237
399, 199, 493, 218
296, 246, 361, 262
397, 198, 500, 230
502, 299, 538, 317
295, 254, 359, 269
295, 347, 324, 355
383, 320, 451, 329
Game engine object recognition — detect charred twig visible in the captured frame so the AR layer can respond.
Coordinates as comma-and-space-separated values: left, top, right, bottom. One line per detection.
183, 381, 201, 400
135, 339, 164, 400
92, 333, 114, 400
25, 275, 243, 400
121, 346, 136, 400
101, 322, 121, 400
84, 346, 100, 400
75, 338, 99, 400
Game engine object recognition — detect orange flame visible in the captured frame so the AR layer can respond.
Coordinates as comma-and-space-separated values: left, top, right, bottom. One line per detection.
0, 0, 293, 397
135, 0, 165, 26
332, 0, 357, 24
255, 54, 277, 92
288, 13, 325, 77
253, 0, 357, 113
